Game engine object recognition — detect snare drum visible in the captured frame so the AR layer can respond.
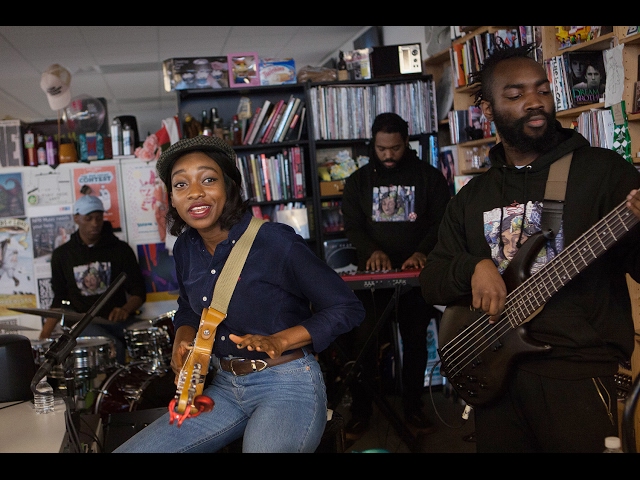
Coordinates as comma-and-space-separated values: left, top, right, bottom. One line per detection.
68, 336, 117, 379
93, 361, 175, 418
125, 318, 172, 365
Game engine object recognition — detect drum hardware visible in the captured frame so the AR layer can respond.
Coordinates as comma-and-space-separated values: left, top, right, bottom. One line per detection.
9, 307, 112, 325
125, 311, 176, 367
0, 323, 39, 331
32, 336, 117, 411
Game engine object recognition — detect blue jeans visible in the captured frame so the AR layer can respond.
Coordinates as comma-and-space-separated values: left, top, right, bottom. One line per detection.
113, 350, 327, 453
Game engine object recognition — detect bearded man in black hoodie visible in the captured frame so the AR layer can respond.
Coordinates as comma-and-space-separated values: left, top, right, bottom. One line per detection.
339, 112, 451, 440
421, 42, 640, 452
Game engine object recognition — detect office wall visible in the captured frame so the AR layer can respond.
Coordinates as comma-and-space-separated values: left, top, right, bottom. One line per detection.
0, 159, 178, 339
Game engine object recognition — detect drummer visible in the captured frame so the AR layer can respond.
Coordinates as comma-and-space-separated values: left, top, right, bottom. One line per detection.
39, 195, 147, 365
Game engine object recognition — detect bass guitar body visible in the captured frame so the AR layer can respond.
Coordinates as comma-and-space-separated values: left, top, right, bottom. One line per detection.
438, 195, 640, 407
438, 304, 551, 407
438, 232, 552, 407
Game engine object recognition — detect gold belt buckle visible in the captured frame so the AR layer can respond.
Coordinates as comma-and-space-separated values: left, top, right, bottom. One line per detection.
229, 358, 268, 376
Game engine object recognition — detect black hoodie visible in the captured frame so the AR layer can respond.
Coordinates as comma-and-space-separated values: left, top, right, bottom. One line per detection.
421, 122, 640, 379
49, 221, 147, 319
342, 146, 451, 270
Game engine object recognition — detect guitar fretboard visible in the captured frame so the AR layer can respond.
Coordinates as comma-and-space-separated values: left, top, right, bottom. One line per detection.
507, 200, 638, 328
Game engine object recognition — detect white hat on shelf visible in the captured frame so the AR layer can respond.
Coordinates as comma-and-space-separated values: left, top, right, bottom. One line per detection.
40, 63, 72, 111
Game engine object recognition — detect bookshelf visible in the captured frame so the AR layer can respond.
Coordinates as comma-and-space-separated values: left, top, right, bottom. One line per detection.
305, 75, 438, 261
176, 84, 318, 254
175, 75, 438, 262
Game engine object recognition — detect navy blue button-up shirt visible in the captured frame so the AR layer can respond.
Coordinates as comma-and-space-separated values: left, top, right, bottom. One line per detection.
172, 210, 365, 359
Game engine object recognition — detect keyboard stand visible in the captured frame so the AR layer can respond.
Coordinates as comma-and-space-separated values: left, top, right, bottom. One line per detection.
333, 283, 421, 453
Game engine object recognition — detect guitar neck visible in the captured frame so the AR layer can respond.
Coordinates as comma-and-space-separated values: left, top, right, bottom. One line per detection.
506, 199, 639, 326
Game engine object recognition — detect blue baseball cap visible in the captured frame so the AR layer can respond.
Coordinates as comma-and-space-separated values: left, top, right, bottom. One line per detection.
74, 195, 104, 215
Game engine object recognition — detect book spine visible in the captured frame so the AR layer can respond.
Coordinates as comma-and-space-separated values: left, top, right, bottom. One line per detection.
296, 107, 307, 141
236, 154, 250, 200
452, 42, 465, 87
282, 149, 292, 199
262, 99, 285, 144
249, 100, 272, 145
242, 107, 261, 145
280, 97, 301, 142
260, 153, 272, 201
249, 153, 263, 202
292, 146, 304, 199
284, 100, 304, 142
273, 95, 296, 143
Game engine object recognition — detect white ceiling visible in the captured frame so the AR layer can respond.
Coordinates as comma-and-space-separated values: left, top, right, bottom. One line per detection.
0, 26, 371, 137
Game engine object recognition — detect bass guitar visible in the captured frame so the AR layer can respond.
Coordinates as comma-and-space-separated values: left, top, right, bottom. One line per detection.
168, 307, 224, 427
438, 198, 639, 407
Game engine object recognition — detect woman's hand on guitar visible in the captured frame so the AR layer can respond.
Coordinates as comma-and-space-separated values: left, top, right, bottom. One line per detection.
471, 259, 507, 323
229, 333, 284, 359
171, 340, 193, 380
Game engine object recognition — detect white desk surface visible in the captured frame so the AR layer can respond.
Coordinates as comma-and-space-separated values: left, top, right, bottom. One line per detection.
0, 400, 67, 453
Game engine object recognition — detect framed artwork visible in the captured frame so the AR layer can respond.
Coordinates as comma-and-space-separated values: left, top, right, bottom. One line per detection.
228, 52, 260, 88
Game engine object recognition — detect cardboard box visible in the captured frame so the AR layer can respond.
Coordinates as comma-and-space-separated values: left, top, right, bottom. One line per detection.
320, 180, 345, 196
259, 58, 296, 85
0, 120, 25, 167
162, 57, 229, 92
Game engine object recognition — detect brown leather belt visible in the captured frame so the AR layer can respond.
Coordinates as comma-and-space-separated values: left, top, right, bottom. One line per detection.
219, 348, 306, 376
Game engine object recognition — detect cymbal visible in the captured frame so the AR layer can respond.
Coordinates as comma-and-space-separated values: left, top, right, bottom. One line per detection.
7, 307, 112, 325
0, 323, 39, 331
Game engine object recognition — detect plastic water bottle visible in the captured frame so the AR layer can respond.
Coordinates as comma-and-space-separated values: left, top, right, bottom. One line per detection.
603, 436, 624, 453
34, 376, 55, 414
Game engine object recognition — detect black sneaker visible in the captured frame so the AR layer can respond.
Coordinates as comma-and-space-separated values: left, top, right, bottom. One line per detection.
344, 417, 371, 440
404, 410, 437, 434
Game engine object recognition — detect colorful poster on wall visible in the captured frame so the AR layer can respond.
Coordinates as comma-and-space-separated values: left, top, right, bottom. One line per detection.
72, 163, 122, 230
0, 216, 36, 314
120, 159, 169, 245
137, 242, 178, 302
0, 171, 26, 218
30, 214, 75, 263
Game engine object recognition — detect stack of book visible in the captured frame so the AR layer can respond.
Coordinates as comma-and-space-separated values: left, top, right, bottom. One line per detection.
242, 96, 306, 145
544, 50, 606, 112
235, 146, 306, 203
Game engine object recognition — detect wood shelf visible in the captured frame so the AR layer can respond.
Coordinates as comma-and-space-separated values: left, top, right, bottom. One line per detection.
455, 136, 496, 148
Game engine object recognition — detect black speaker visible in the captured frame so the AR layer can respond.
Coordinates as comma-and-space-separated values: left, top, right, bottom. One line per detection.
0, 334, 36, 402
370, 43, 423, 78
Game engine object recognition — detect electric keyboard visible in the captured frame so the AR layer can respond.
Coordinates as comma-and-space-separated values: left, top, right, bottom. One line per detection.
340, 268, 422, 290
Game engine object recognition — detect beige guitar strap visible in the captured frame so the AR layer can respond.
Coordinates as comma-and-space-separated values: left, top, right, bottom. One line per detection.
210, 216, 265, 313
172, 216, 265, 420
198, 216, 265, 347
541, 152, 572, 239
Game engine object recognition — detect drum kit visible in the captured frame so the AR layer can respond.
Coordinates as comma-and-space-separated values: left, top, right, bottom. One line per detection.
11, 307, 178, 418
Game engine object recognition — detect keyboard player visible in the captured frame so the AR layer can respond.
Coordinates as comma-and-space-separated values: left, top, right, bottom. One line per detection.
336, 112, 451, 441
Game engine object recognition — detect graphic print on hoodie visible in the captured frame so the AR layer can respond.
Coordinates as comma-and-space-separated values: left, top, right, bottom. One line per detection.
483, 201, 564, 275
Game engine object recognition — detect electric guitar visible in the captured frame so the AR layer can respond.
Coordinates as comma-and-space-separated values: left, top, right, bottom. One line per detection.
438, 198, 639, 407
168, 307, 224, 427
